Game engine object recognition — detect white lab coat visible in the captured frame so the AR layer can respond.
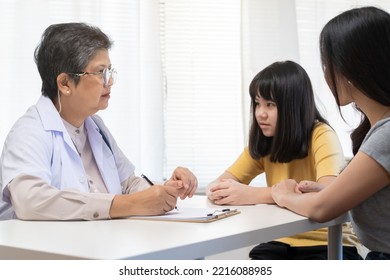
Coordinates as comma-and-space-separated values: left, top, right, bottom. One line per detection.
0, 95, 135, 208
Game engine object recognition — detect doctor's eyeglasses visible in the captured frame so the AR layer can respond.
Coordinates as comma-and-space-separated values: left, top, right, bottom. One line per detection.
68, 68, 117, 87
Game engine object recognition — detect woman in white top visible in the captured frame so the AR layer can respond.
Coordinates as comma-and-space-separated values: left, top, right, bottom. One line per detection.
0, 23, 197, 221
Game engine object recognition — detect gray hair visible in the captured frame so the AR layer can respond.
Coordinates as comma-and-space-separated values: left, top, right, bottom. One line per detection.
34, 22, 113, 101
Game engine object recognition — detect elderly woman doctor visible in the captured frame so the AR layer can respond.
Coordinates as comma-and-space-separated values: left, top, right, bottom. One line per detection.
0, 22, 197, 220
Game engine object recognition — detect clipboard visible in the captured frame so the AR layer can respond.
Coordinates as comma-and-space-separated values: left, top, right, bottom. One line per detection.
127, 207, 240, 223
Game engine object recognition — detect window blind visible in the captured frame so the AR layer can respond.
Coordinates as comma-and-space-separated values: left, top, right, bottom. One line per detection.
159, 0, 244, 188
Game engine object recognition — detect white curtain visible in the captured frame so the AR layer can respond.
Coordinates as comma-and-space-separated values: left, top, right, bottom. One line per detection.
241, 0, 300, 144
159, 0, 244, 186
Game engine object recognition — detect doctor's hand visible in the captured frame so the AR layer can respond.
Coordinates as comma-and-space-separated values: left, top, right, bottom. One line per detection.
165, 167, 198, 199
207, 179, 256, 205
109, 184, 179, 218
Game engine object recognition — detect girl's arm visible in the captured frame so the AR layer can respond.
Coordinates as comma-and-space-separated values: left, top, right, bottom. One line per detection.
207, 173, 338, 206
206, 171, 273, 205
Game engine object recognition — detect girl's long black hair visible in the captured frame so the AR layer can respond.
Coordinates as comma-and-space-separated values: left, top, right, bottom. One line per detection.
320, 6, 390, 154
248, 61, 328, 162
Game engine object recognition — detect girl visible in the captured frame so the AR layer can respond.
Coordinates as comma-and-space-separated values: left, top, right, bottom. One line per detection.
207, 60, 361, 259
272, 7, 390, 260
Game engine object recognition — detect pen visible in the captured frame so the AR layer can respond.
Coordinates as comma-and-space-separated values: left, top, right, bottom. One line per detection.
141, 174, 179, 211
141, 174, 154, 186
207, 209, 232, 216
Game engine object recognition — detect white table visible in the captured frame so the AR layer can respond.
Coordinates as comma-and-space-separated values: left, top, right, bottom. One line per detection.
0, 195, 347, 260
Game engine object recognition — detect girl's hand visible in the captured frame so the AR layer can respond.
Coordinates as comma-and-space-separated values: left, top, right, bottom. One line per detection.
297, 180, 326, 193
207, 179, 256, 205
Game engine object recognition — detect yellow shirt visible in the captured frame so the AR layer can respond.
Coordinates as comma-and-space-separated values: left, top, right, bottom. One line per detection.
227, 123, 359, 247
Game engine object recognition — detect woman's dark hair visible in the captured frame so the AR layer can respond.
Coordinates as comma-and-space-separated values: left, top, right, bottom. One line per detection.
248, 60, 328, 162
320, 6, 390, 155
34, 22, 113, 101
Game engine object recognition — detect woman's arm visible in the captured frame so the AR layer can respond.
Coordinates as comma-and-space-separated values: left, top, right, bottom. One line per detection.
9, 173, 179, 220
109, 184, 179, 218
8, 174, 114, 220
272, 151, 390, 222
